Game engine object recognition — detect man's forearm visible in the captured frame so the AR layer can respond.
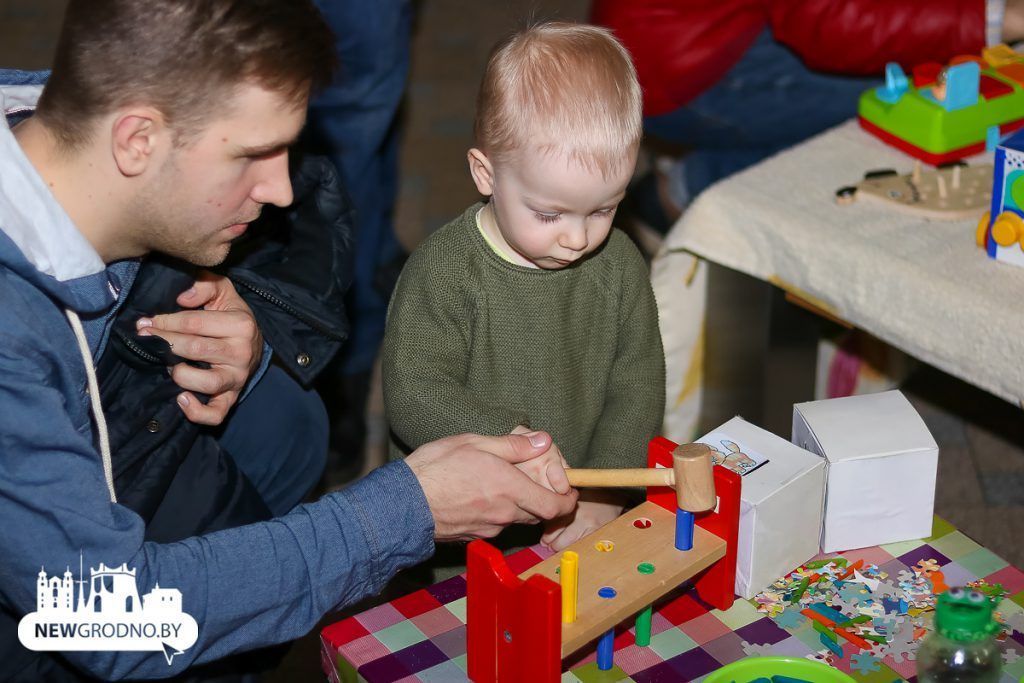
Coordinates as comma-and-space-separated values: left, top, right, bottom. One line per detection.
170, 460, 435, 669
5, 461, 433, 680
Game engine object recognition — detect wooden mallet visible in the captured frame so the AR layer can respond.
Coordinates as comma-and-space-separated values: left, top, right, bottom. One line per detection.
565, 443, 716, 550
565, 442, 716, 512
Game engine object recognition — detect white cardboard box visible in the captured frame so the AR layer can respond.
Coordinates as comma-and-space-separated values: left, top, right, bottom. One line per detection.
696, 417, 825, 599
792, 390, 938, 553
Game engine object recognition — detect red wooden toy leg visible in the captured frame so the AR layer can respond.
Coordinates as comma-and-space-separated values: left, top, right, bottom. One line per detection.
646, 437, 741, 611
467, 540, 561, 682
693, 466, 741, 610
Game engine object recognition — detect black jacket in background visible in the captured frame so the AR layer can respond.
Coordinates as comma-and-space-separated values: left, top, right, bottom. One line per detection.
98, 154, 354, 541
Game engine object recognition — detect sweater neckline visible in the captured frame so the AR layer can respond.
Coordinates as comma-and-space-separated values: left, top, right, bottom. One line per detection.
465, 202, 588, 279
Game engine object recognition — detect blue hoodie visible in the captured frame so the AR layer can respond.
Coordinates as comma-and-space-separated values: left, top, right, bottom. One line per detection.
0, 72, 434, 679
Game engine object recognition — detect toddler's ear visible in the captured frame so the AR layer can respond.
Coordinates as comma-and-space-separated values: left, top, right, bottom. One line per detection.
467, 148, 496, 196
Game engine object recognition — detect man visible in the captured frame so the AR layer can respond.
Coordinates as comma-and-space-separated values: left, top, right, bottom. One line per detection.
0, 1, 577, 679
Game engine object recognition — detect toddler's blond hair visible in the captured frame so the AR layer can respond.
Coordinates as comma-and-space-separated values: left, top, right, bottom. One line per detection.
474, 22, 642, 177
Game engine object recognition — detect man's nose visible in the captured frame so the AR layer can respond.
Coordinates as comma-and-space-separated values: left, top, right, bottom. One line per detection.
251, 151, 294, 207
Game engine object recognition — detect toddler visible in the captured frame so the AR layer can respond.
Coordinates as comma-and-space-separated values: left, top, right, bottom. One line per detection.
382, 22, 665, 552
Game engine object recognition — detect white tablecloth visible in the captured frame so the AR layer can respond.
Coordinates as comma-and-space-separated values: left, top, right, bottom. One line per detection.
653, 120, 1024, 416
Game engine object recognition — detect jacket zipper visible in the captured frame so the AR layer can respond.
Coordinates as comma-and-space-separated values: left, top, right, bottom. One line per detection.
230, 276, 346, 341
113, 327, 162, 364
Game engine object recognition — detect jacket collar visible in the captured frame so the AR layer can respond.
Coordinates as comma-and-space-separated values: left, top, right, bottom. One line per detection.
0, 73, 114, 313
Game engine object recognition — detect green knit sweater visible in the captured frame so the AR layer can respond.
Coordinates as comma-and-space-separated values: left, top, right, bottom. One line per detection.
382, 203, 665, 469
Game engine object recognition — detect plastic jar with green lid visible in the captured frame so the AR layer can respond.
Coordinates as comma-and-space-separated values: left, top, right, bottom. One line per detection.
917, 586, 1001, 683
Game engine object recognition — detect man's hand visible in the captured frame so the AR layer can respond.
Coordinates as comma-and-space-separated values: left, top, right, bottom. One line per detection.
407, 431, 579, 542
510, 425, 571, 494
137, 272, 263, 426
541, 489, 626, 552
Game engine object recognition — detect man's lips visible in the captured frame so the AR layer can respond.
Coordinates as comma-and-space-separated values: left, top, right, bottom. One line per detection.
226, 216, 259, 237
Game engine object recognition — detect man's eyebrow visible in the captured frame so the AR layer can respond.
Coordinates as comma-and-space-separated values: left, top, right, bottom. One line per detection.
234, 135, 301, 157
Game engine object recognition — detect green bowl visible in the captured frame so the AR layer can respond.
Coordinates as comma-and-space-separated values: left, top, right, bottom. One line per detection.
703, 656, 857, 683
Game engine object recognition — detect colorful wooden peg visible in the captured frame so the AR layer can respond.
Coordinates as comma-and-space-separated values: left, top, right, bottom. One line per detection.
560, 551, 578, 624
597, 628, 614, 670
675, 508, 694, 550
635, 605, 652, 646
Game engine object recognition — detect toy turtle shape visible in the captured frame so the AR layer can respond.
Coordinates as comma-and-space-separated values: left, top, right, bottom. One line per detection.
836, 161, 992, 220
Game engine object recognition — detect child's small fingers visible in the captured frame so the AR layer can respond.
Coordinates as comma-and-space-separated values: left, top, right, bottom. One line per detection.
550, 527, 587, 552
540, 526, 564, 548
541, 514, 571, 545
545, 461, 571, 495
561, 526, 594, 551
516, 461, 558, 492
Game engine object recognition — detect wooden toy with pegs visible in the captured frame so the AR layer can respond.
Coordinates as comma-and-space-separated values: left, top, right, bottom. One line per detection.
835, 161, 993, 220
466, 439, 741, 682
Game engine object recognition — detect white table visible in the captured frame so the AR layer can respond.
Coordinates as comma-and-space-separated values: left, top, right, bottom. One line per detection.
651, 120, 1024, 438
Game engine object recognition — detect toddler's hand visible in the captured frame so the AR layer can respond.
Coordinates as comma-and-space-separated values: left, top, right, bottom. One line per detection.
541, 490, 626, 552
509, 425, 570, 494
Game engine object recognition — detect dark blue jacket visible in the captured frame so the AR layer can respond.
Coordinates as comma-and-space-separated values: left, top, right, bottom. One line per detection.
102, 152, 353, 535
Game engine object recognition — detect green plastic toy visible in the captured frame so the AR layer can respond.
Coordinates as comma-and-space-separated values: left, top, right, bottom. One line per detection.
859, 46, 1024, 164
704, 656, 856, 683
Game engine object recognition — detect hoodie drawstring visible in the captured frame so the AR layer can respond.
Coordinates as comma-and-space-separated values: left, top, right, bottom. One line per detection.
64, 308, 117, 503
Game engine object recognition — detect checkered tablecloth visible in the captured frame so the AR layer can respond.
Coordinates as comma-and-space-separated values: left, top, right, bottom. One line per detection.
321, 516, 1024, 682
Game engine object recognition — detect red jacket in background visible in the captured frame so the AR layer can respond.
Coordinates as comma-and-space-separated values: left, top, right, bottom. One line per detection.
592, 0, 987, 117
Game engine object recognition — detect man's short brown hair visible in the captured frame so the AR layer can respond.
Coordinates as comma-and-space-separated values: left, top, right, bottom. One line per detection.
36, 0, 336, 151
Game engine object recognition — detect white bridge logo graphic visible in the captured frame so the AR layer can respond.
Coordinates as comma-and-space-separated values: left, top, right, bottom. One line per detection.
17, 555, 198, 664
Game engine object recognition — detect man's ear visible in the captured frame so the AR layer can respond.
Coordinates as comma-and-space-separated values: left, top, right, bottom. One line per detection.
467, 148, 496, 197
110, 108, 167, 177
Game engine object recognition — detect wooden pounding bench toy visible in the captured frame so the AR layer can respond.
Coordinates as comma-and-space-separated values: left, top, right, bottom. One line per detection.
466, 438, 742, 682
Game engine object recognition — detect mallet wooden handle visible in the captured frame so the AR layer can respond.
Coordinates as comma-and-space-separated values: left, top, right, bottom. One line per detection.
564, 443, 717, 512
565, 468, 674, 488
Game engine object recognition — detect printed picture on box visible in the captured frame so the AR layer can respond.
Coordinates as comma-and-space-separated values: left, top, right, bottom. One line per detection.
696, 433, 769, 476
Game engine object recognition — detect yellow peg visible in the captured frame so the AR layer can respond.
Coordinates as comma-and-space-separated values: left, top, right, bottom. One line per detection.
560, 551, 579, 623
